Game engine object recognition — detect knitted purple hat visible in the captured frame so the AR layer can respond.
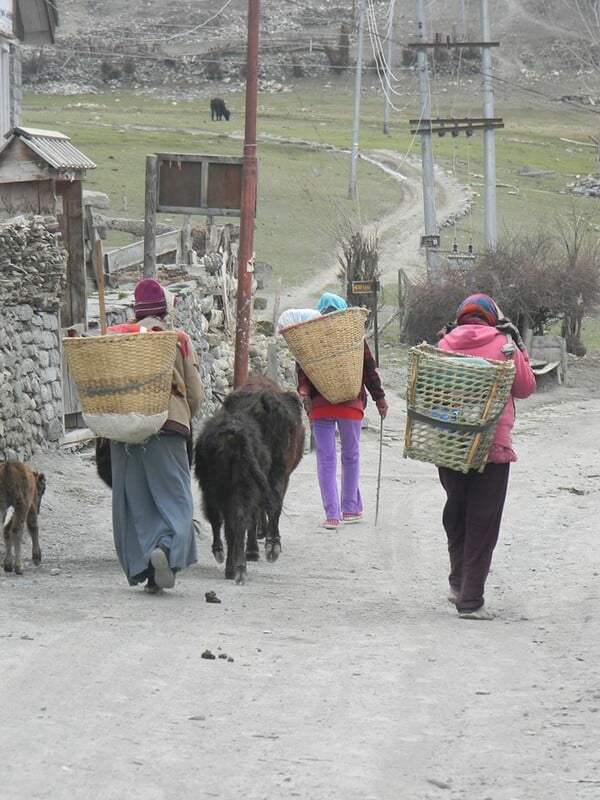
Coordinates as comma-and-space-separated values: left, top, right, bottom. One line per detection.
134, 278, 167, 320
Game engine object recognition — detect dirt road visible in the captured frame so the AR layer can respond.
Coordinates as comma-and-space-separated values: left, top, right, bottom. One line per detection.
2, 352, 599, 800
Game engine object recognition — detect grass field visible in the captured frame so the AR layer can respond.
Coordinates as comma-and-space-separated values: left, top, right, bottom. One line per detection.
22, 80, 600, 351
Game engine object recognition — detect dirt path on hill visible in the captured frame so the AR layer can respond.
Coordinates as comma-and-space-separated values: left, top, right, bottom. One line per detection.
277, 148, 472, 312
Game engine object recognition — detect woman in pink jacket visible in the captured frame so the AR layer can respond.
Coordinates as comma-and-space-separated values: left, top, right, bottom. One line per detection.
437, 293, 536, 620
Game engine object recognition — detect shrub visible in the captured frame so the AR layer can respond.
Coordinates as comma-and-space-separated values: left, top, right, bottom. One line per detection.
400, 215, 600, 354
399, 266, 470, 345
323, 21, 351, 71
122, 58, 136, 78
21, 48, 49, 80
205, 59, 223, 81
101, 58, 121, 82
336, 229, 381, 324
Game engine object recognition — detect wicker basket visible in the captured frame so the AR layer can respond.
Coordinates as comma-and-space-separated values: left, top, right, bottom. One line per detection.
404, 343, 516, 473
62, 331, 178, 443
281, 307, 368, 404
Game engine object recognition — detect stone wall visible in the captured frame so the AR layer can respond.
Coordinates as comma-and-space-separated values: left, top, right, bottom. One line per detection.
1, 215, 297, 462
0, 216, 67, 460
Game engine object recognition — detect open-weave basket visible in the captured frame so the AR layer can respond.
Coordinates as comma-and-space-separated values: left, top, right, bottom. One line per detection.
404, 342, 516, 473
281, 307, 368, 404
62, 331, 178, 443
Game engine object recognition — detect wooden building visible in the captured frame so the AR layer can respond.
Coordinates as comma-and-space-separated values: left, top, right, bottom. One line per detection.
13, 0, 59, 45
0, 125, 96, 327
1, 0, 59, 135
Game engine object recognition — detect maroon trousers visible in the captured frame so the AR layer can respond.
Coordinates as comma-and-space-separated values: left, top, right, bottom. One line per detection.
438, 462, 510, 613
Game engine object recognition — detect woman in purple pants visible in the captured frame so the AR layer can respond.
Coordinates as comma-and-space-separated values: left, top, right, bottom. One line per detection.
297, 293, 388, 530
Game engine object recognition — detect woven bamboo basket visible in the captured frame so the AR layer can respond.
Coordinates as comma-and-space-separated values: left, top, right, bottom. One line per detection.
281, 307, 368, 404
404, 343, 516, 473
62, 331, 178, 443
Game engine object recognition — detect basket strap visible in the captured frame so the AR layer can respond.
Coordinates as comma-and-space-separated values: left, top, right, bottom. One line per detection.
407, 407, 503, 433
80, 373, 167, 397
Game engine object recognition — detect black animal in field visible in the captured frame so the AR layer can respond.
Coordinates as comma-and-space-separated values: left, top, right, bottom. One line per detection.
194, 373, 305, 583
210, 97, 230, 121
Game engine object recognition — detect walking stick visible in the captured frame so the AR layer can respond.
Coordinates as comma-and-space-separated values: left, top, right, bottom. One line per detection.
374, 416, 384, 526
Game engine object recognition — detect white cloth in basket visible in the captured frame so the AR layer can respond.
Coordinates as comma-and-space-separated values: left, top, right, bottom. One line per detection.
276, 308, 320, 332
83, 411, 168, 444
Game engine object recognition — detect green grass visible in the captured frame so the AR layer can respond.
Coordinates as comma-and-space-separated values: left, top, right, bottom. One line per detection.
581, 314, 600, 355
22, 82, 600, 346
23, 89, 404, 288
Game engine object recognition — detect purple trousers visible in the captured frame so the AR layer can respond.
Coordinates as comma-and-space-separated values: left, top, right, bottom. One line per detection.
438, 462, 510, 613
311, 417, 363, 521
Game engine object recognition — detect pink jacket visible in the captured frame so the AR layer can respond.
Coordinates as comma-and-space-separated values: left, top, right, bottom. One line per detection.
438, 322, 536, 462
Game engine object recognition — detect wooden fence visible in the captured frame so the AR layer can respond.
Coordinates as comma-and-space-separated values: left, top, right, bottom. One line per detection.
104, 229, 184, 275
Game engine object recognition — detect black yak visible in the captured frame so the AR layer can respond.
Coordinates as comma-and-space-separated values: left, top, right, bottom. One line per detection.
210, 97, 230, 121
194, 409, 275, 584
194, 373, 305, 581
219, 374, 305, 563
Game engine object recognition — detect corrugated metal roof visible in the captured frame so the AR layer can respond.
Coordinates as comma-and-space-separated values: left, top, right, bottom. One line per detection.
6, 127, 96, 171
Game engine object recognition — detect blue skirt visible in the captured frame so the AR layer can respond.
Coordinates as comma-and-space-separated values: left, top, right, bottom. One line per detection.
110, 433, 198, 584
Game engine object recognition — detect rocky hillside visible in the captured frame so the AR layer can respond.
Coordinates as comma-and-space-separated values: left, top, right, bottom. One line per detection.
20, 0, 599, 99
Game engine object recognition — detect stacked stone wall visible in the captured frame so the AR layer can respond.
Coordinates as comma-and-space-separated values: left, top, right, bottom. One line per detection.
0, 216, 67, 460
1, 216, 296, 462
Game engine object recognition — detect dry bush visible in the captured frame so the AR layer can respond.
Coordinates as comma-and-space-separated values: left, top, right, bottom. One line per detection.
336, 230, 381, 323
323, 22, 351, 70
205, 59, 223, 81
399, 266, 472, 345
190, 225, 206, 257
21, 48, 49, 80
401, 217, 600, 354
100, 58, 121, 82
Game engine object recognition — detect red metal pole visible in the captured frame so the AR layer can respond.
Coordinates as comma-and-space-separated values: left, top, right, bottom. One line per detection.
233, 0, 259, 389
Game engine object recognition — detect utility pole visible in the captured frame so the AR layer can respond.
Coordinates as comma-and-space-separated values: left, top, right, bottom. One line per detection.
458, 0, 466, 37
233, 0, 259, 388
407, 2, 503, 264
415, 0, 440, 281
481, 0, 498, 250
383, 0, 395, 135
348, 0, 365, 200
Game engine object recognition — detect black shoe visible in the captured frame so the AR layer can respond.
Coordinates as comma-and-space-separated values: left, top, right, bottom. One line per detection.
144, 576, 163, 595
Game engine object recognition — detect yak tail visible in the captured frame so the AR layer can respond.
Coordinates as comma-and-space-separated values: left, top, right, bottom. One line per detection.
238, 433, 277, 515
194, 415, 276, 514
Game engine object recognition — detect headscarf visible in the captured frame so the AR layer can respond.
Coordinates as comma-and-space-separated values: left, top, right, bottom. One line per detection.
455, 293, 499, 327
134, 278, 170, 320
316, 292, 348, 314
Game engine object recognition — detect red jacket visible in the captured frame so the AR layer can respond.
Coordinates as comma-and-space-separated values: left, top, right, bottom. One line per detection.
297, 341, 385, 420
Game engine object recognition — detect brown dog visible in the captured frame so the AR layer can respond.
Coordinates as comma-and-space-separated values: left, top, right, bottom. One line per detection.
0, 461, 46, 575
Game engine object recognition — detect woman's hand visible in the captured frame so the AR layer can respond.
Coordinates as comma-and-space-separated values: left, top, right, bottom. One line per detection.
376, 397, 388, 419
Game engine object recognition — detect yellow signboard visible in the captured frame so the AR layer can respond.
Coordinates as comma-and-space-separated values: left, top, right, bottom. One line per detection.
352, 280, 377, 294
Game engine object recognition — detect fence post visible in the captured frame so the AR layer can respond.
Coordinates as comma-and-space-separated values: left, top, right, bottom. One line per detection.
144, 155, 157, 277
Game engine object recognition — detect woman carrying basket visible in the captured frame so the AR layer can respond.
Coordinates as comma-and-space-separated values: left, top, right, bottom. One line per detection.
108, 278, 204, 594
297, 293, 388, 530
437, 293, 536, 620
